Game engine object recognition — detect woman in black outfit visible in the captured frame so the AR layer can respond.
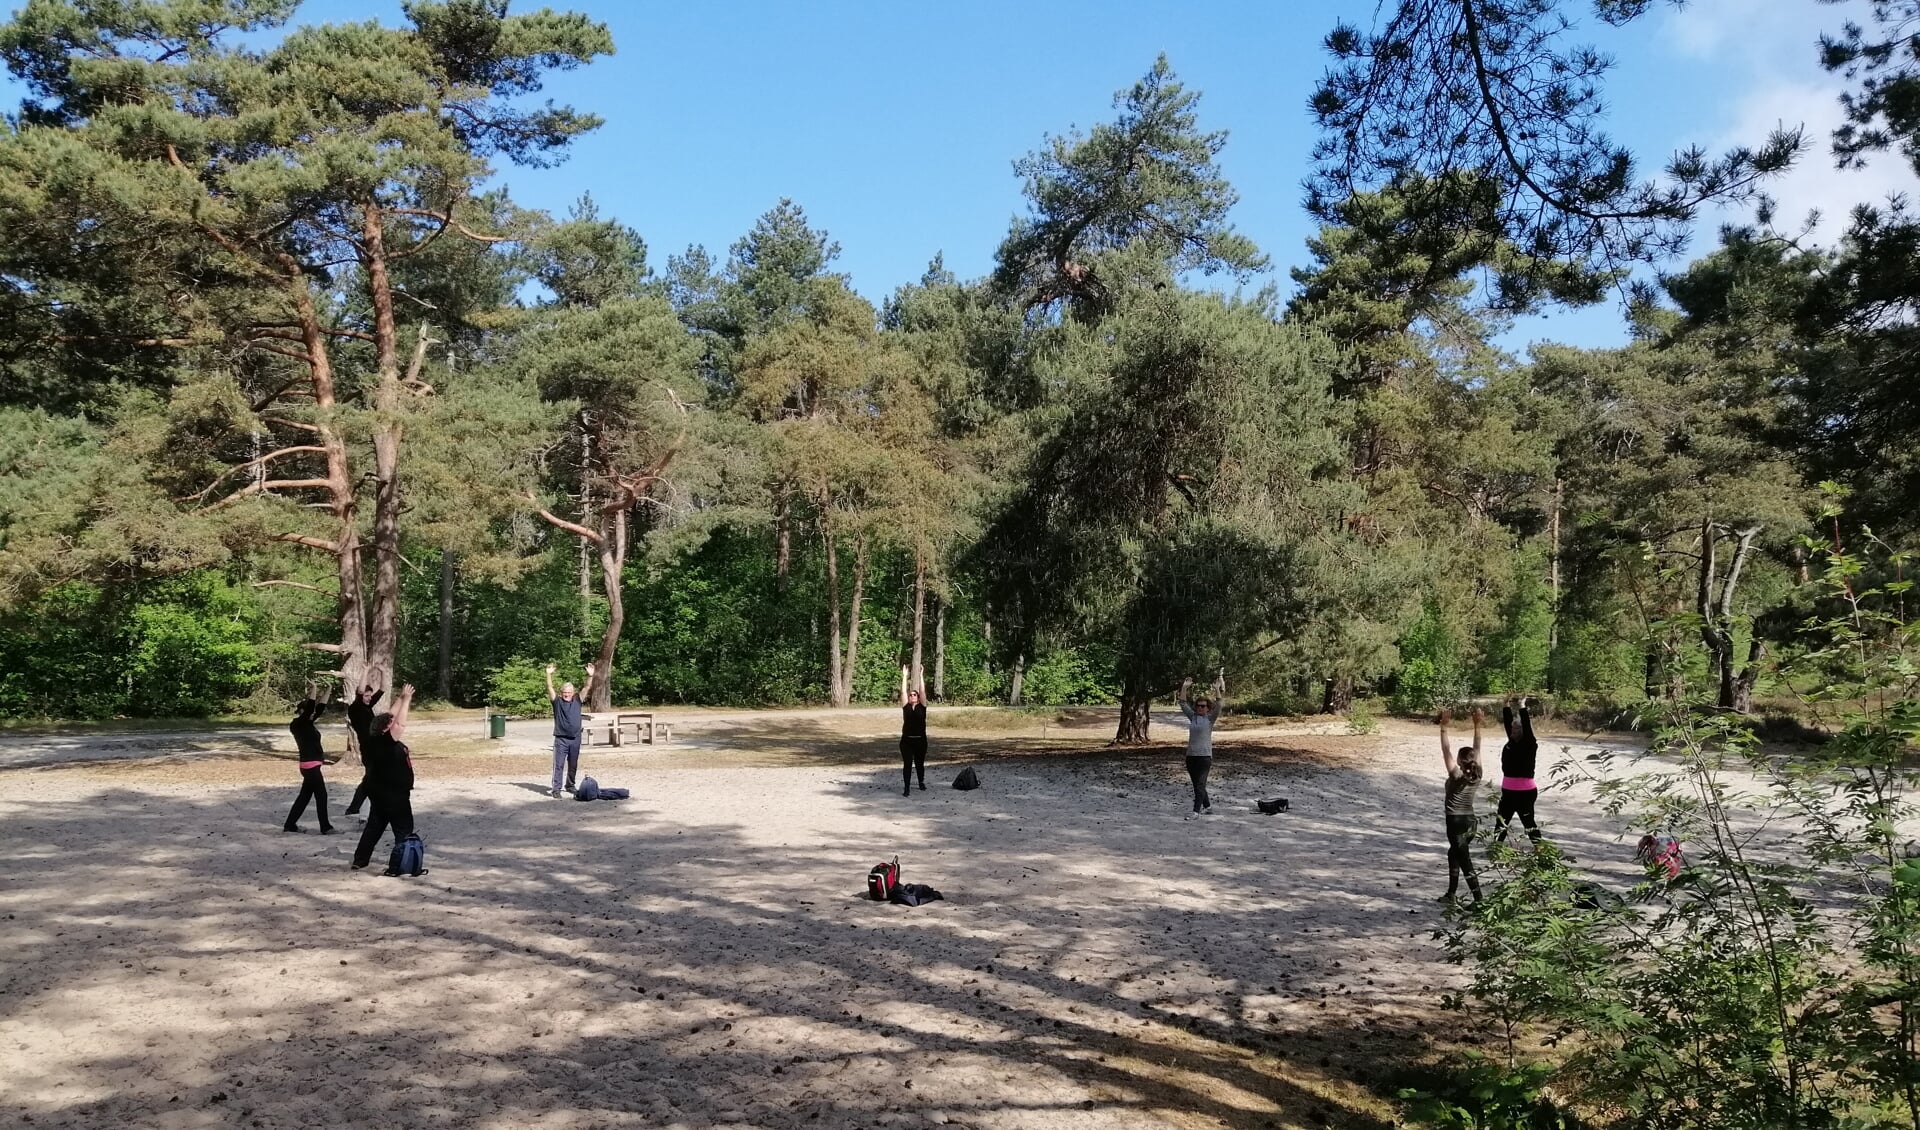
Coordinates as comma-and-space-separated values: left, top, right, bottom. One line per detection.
351, 683, 419, 873
1493, 696, 1543, 844
1437, 706, 1483, 903
900, 665, 928, 796
341, 670, 384, 818
283, 692, 341, 834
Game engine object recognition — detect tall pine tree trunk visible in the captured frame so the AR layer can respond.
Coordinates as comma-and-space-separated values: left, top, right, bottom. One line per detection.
774, 483, 792, 593
909, 550, 927, 695
1008, 653, 1025, 707
587, 505, 627, 712
277, 254, 370, 749
1322, 676, 1353, 714
1114, 671, 1152, 745
933, 597, 946, 701
841, 535, 869, 706
824, 523, 846, 706
361, 204, 406, 697
436, 549, 455, 701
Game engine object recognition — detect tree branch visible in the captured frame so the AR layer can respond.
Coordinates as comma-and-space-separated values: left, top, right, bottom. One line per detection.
252, 579, 338, 597
387, 206, 512, 244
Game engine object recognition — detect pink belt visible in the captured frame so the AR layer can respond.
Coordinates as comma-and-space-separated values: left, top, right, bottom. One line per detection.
1502, 777, 1536, 791
299, 760, 322, 771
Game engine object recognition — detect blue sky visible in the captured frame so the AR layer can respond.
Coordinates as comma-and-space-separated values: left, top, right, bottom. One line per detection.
7, 1, 1912, 350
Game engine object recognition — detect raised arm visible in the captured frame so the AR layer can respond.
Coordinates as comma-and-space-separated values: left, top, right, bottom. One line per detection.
545, 663, 558, 702
1472, 705, 1483, 759
389, 683, 416, 737
1177, 677, 1196, 721
1518, 696, 1535, 743
1439, 707, 1457, 773
584, 662, 596, 702
1212, 669, 1227, 716
900, 664, 909, 707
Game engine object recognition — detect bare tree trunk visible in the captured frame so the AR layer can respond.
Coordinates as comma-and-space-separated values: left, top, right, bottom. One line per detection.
579, 425, 593, 635
277, 255, 371, 759
436, 549, 455, 702
1114, 673, 1152, 745
1322, 676, 1353, 714
933, 597, 946, 702
1733, 637, 1765, 714
587, 505, 626, 712
824, 523, 845, 706
1698, 519, 1763, 711
773, 483, 792, 594
982, 606, 993, 677
1548, 477, 1562, 692
909, 551, 927, 696
842, 534, 869, 705
362, 204, 405, 695
1009, 653, 1025, 707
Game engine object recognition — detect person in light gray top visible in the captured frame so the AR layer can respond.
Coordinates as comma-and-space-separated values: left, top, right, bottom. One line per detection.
1174, 671, 1226, 815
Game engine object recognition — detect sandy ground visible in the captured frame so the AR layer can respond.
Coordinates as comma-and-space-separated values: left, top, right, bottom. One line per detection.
0, 708, 1658, 1129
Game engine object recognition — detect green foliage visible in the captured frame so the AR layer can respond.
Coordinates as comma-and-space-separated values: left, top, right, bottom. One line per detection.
1443, 523, 1920, 1129
1020, 648, 1119, 706
485, 657, 555, 716
1399, 1055, 1576, 1130
1394, 598, 1466, 714
1481, 550, 1553, 695
0, 573, 261, 719
1345, 696, 1380, 735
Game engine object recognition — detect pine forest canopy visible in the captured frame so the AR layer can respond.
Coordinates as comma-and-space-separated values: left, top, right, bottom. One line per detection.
0, 0, 1916, 745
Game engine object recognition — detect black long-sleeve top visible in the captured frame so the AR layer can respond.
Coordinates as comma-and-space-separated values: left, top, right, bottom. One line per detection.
1500, 705, 1539, 780
348, 688, 384, 744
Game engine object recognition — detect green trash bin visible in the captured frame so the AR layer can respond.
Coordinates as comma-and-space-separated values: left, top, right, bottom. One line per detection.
487, 712, 507, 740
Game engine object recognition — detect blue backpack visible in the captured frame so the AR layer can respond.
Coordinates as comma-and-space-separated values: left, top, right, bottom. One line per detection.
386, 832, 426, 877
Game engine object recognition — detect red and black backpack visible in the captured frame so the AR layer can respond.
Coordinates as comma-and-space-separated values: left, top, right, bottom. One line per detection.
867, 857, 899, 901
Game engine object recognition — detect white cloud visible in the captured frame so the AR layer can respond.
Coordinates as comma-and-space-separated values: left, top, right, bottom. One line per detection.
1702, 78, 1919, 243
1662, 0, 1821, 63
1654, 0, 1919, 243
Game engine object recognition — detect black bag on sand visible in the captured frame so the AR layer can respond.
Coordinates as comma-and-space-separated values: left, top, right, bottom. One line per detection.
384, 832, 426, 877
1257, 797, 1290, 814
890, 882, 944, 907
952, 766, 980, 791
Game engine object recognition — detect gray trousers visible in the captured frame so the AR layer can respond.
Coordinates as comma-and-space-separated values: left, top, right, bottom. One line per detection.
552, 737, 581, 792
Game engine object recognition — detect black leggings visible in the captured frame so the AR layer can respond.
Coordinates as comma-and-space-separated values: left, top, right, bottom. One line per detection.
285, 767, 332, 831
1446, 813, 1481, 897
352, 789, 415, 869
345, 774, 372, 815
901, 736, 927, 790
1495, 787, 1542, 842
1186, 756, 1212, 812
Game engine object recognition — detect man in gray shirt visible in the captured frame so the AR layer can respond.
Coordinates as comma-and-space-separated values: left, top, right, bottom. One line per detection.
545, 662, 593, 798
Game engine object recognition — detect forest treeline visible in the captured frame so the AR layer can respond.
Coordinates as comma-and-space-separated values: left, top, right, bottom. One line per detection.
2, 1, 1917, 741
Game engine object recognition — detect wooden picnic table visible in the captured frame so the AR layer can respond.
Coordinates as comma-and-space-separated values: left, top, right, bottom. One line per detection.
586, 711, 672, 747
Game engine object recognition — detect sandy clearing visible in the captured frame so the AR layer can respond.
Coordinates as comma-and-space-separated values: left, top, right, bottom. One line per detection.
0, 714, 1656, 1129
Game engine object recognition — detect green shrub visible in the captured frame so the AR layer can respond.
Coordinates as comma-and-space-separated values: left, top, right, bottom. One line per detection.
486, 658, 555, 715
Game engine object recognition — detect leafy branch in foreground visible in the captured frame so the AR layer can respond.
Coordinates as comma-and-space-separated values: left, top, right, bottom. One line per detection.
1427, 505, 1920, 1129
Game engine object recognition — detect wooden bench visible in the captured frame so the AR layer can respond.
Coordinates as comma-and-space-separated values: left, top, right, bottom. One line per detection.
587, 712, 672, 746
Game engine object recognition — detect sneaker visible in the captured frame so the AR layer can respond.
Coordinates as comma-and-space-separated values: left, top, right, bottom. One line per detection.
350, 861, 369, 871
903, 787, 912, 797
550, 789, 562, 799
565, 785, 576, 794
283, 825, 305, 834
320, 827, 342, 836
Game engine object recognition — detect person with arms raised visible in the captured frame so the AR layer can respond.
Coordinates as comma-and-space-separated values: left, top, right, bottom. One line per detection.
351, 683, 419, 873
546, 662, 592, 798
